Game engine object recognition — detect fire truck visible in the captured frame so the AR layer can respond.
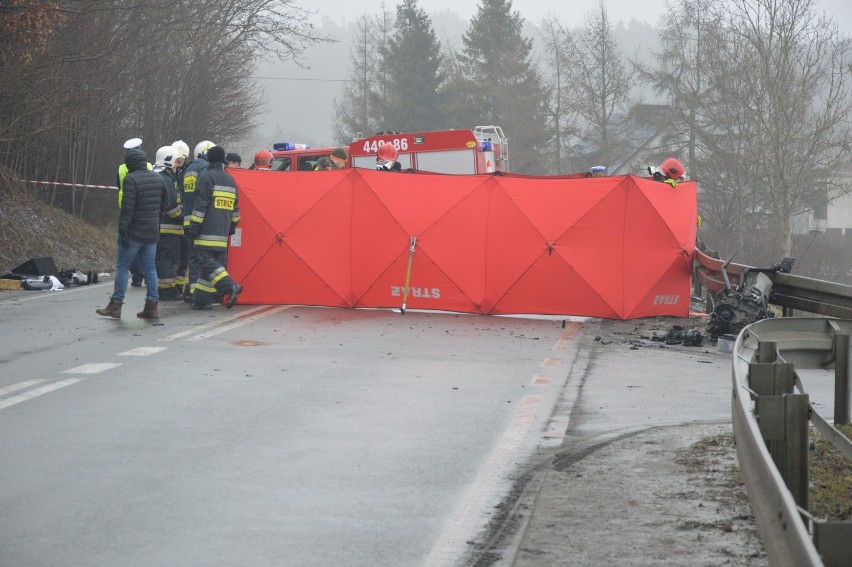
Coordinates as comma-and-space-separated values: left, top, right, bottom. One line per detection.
268, 125, 508, 174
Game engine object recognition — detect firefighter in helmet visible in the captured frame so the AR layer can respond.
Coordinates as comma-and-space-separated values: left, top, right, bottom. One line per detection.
185, 146, 243, 310
253, 149, 274, 170
181, 140, 215, 300
376, 143, 401, 172
153, 145, 184, 301
648, 157, 685, 187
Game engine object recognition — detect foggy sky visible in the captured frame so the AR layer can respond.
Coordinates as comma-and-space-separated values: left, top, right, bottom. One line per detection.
244, 0, 851, 157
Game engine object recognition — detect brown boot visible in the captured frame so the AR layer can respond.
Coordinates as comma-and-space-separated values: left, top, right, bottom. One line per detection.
96, 299, 122, 318
137, 299, 159, 319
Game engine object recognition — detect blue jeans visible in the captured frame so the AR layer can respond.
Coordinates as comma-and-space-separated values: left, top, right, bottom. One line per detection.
111, 235, 159, 302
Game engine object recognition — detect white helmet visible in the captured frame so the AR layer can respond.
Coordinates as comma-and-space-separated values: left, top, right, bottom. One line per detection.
155, 145, 179, 170
194, 140, 214, 159
171, 140, 190, 159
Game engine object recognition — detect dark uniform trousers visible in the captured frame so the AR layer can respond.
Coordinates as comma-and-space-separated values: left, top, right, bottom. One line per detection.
155, 233, 182, 299
193, 248, 238, 307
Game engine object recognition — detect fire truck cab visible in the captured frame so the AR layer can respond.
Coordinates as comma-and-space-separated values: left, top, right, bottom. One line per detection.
266, 125, 507, 175
268, 143, 346, 172
349, 125, 508, 174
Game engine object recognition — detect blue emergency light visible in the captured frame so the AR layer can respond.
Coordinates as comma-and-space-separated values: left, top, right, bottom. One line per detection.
480, 141, 493, 152
272, 142, 311, 151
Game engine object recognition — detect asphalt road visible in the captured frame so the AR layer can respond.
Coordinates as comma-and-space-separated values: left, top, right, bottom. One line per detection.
6, 285, 838, 566
0, 283, 582, 566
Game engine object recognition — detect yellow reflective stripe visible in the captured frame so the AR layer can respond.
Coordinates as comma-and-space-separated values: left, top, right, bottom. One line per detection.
210, 270, 230, 286
160, 227, 184, 235
166, 205, 182, 218
194, 239, 228, 248
195, 282, 217, 293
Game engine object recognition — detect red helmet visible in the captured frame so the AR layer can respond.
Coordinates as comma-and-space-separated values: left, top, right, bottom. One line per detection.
659, 158, 685, 180
254, 149, 274, 170
376, 143, 398, 162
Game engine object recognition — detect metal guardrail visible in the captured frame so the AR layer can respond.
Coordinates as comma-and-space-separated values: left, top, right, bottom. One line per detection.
733, 318, 852, 567
694, 248, 852, 319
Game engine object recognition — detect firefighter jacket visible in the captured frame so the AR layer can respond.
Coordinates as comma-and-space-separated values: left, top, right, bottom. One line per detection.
157, 168, 183, 235
181, 157, 209, 229
186, 162, 239, 250
120, 148, 166, 243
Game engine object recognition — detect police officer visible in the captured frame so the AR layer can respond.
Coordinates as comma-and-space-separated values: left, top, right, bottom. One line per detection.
185, 146, 243, 310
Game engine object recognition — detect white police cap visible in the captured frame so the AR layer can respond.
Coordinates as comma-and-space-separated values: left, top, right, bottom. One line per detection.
123, 137, 143, 150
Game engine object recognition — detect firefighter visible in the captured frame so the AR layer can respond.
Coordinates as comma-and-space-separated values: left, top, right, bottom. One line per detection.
185, 145, 243, 310
329, 146, 348, 169
253, 149, 274, 170
97, 146, 166, 319
314, 156, 333, 171
376, 143, 401, 172
181, 140, 215, 301
648, 157, 685, 187
153, 145, 184, 301
226, 152, 242, 168
172, 140, 191, 295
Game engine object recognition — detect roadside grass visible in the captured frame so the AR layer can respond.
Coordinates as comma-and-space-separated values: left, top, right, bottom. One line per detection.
810, 423, 852, 521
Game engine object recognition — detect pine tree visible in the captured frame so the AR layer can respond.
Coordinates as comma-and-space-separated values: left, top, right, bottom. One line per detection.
454, 0, 550, 173
382, 0, 445, 132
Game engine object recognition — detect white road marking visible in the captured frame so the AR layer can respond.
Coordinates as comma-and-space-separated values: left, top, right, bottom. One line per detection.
185, 305, 291, 341
118, 347, 167, 356
61, 362, 121, 374
0, 379, 45, 397
0, 378, 83, 410
159, 305, 277, 341
424, 394, 542, 566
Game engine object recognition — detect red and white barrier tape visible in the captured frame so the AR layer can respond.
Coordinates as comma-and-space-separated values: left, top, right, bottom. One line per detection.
21, 179, 117, 190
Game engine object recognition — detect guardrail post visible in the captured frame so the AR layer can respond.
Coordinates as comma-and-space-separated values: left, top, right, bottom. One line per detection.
783, 393, 809, 509
758, 340, 778, 363
813, 520, 852, 567
834, 334, 851, 424
748, 362, 795, 397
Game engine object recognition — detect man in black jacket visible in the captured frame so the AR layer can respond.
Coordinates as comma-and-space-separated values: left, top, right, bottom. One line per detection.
97, 147, 167, 319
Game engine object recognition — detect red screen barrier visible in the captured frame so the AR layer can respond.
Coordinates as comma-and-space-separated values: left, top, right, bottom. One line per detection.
226, 168, 697, 319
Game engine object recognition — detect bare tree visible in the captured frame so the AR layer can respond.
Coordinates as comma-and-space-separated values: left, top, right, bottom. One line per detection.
565, 0, 634, 170
332, 7, 395, 143
0, 0, 331, 221
648, 0, 852, 259
727, 0, 852, 256
539, 13, 579, 174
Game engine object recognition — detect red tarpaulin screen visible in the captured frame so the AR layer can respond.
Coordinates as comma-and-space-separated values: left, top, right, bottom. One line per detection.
226, 168, 697, 319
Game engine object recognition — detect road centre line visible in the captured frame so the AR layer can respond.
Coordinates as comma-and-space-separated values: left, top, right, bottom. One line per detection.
185, 305, 291, 341
0, 378, 83, 410
159, 305, 278, 341
61, 362, 122, 374
119, 347, 167, 356
0, 379, 46, 397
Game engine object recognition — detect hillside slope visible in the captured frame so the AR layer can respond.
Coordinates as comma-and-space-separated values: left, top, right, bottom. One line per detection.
0, 183, 116, 276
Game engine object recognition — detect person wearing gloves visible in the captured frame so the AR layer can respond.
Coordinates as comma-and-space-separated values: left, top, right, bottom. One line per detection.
185, 145, 243, 310
97, 147, 167, 319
